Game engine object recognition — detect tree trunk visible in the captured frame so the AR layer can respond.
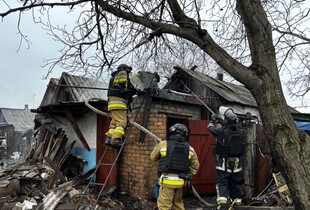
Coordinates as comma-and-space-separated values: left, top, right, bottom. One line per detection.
234, 1, 310, 209
249, 72, 310, 209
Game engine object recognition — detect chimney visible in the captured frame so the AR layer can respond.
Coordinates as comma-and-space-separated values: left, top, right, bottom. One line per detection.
217, 68, 224, 81
24, 104, 29, 110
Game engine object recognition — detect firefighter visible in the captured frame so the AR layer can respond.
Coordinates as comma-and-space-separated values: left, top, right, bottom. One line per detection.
105, 64, 137, 148
150, 123, 200, 210
208, 109, 244, 210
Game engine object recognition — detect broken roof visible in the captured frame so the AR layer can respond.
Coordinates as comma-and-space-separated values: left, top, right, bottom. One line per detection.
40, 72, 108, 106
0, 106, 35, 132
60, 72, 108, 102
172, 66, 257, 107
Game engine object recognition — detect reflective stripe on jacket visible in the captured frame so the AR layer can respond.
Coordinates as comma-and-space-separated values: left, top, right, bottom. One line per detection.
108, 70, 130, 99
216, 156, 242, 173
150, 139, 200, 188
112, 70, 128, 88
159, 174, 185, 188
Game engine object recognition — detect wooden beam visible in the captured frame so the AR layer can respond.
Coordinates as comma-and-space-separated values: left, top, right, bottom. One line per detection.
244, 112, 256, 198
64, 109, 90, 151
57, 140, 76, 168
44, 157, 67, 183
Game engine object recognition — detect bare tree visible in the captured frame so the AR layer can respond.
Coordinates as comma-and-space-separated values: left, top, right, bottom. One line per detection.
1, 0, 310, 208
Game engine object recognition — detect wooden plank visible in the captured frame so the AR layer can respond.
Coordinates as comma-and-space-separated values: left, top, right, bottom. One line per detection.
44, 131, 55, 157
40, 131, 52, 159
57, 140, 76, 168
244, 113, 256, 198
64, 109, 90, 151
49, 130, 65, 161
44, 157, 67, 182
53, 135, 68, 162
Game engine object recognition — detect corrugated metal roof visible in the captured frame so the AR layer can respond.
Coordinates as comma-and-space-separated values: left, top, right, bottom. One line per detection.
40, 78, 60, 107
62, 73, 108, 102
174, 66, 257, 107
0, 107, 35, 132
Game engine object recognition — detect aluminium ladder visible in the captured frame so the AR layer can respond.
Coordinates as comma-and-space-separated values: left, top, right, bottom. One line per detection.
76, 137, 127, 210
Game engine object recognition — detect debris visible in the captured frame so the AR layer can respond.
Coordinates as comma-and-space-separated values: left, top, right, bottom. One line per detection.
0, 121, 140, 210
248, 172, 294, 208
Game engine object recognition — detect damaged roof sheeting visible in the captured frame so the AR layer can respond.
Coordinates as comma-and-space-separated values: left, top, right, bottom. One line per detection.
151, 88, 211, 106
173, 66, 257, 107
0, 107, 35, 132
41, 72, 109, 106
61, 73, 109, 102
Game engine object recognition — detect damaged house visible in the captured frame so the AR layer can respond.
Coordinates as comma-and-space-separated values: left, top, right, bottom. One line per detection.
0, 66, 298, 209
0, 105, 35, 160
32, 67, 262, 200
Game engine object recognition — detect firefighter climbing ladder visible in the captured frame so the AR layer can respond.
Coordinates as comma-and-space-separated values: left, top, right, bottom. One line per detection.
76, 96, 160, 210
76, 79, 219, 209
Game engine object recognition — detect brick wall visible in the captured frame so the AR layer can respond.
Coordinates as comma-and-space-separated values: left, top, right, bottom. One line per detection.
118, 96, 201, 201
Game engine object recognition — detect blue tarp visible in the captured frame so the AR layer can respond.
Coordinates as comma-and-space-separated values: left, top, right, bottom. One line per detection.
296, 121, 310, 132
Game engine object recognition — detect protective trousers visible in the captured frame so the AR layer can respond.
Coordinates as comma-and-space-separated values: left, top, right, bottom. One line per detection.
157, 186, 184, 210
106, 109, 127, 140
216, 169, 241, 210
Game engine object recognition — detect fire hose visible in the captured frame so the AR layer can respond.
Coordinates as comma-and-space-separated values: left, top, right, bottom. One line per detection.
85, 98, 216, 208
85, 98, 161, 142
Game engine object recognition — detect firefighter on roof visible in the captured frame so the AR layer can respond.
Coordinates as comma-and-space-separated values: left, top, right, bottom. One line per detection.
150, 123, 200, 210
105, 64, 137, 148
208, 108, 244, 210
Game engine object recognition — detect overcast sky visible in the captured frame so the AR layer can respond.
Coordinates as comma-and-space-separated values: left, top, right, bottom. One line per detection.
0, 6, 309, 113
0, 11, 63, 109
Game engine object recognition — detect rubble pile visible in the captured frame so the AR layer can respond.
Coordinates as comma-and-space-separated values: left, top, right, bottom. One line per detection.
0, 122, 126, 210
247, 172, 294, 208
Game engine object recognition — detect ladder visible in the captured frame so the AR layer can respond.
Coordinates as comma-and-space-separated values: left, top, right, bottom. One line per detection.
76, 137, 127, 210
77, 91, 152, 209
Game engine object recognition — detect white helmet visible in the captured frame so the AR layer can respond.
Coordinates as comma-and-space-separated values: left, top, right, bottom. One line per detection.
224, 108, 238, 123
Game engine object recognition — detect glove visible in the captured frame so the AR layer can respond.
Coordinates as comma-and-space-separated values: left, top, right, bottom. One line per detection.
211, 114, 224, 125
211, 114, 217, 122
137, 90, 145, 96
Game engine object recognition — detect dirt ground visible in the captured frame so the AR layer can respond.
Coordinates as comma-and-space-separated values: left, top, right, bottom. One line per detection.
111, 192, 217, 210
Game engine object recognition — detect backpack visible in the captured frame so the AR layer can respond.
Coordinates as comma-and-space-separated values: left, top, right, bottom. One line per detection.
216, 128, 243, 157
158, 139, 190, 174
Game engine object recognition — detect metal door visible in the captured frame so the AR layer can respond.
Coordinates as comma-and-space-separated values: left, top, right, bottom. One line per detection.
189, 119, 216, 194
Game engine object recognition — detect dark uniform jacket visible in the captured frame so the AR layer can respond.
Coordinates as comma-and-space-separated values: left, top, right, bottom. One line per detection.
150, 136, 200, 188
208, 122, 242, 173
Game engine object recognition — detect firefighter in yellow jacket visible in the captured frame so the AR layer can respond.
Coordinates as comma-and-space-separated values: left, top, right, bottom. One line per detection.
105, 64, 136, 148
150, 123, 200, 210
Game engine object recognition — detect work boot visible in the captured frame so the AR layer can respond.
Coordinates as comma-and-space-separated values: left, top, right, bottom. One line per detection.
217, 204, 227, 210
105, 136, 112, 146
235, 198, 243, 206
111, 138, 124, 148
